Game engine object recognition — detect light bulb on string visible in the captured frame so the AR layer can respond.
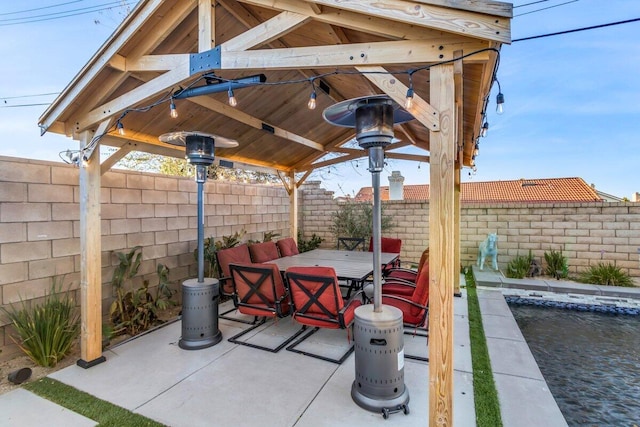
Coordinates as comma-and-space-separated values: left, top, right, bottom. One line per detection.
481, 121, 489, 138
227, 85, 237, 107
307, 87, 317, 110
405, 87, 414, 110
496, 92, 504, 115
116, 121, 125, 136
169, 99, 178, 118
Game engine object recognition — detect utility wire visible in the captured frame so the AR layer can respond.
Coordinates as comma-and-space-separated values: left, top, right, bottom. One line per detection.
513, 17, 640, 42
514, 0, 551, 8
514, 0, 579, 17
0, 0, 86, 16
1, 92, 59, 100
0, 1, 134, 26
0, 1, 129, 23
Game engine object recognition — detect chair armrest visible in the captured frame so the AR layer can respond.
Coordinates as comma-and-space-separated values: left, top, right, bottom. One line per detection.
381, 294, 427, 312
382, 278, 417, 289
383, 267, 417, 277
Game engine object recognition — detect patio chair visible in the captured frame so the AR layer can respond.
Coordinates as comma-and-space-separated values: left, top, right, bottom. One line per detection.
284, 266, 363, 364
276, 237, 299, 257
337, 237, 365, 251
249, 241, 280, 263
383, 248, 429, 296
227, 263, 305, 352
382, 263, 430, 361
216, 244, 256, 324
369, 236, 402, 270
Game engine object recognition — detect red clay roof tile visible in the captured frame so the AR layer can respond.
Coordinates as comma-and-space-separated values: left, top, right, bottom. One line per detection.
354, 177, 602, 203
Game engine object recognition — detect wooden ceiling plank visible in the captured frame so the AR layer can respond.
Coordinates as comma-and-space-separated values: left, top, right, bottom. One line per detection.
301, 0, 510, 43
221, 11, 312, 52
385, 152, 430, 162
39, 0, 168, 133
356, 65, 440, 131
77, 64, 191, 132
221, 39, 489, 70
199, 0, 215, 52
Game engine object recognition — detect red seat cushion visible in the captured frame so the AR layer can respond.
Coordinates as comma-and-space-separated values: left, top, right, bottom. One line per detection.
216, 244, 251, 294
231, 263, 290, 317
249, 241, 280, 263
276, 237, 299, 257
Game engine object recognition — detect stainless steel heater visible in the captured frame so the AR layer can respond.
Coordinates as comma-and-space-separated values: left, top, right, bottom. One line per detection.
159, 131, 238, 350
323, 96, 413, 418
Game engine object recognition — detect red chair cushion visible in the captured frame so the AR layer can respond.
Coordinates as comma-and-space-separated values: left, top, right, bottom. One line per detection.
276, 238, 299, 257
216, 244, 251, 294
230, 263, 290, 317
249, 241, 280, 263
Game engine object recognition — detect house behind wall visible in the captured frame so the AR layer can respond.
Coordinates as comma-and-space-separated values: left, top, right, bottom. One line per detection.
1, 157, 639, 357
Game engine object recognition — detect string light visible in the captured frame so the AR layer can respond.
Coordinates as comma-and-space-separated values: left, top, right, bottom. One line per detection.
481, 121, 489, 137
116, 121, 125, 136
405, 73, 414, 109
227, 84, 237, 107
495, 78, 504, 115
169, 99, 178, 118
474, 143, 479, 157
307, 82, 317, 110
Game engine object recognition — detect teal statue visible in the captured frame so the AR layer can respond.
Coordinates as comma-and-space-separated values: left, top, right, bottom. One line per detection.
477, 233, 498, 270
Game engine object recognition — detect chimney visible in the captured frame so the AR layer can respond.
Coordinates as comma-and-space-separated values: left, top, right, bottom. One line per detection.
388, 171, 405, 200
632, 192, 640, 202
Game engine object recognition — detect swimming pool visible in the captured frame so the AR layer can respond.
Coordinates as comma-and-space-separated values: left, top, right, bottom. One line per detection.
509, 303, 640, 426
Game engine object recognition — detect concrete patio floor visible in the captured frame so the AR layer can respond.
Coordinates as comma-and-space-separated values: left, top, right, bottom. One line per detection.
0, 269, 577, 427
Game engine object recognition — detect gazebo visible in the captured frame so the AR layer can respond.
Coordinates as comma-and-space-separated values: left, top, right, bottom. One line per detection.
38, 1, 512, 424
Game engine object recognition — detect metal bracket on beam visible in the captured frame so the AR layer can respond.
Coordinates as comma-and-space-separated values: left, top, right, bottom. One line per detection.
190, 46, 221, 75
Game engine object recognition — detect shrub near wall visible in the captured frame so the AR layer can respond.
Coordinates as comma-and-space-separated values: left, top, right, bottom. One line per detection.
0, 156, 290, 358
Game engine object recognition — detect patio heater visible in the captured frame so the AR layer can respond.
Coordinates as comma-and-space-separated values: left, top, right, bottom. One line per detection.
159, 131, 238, 350
323, 95, 413, 418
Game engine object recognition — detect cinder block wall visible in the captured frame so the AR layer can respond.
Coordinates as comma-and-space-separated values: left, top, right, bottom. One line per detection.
299, 184, 640, 278
0, 156, 289, 357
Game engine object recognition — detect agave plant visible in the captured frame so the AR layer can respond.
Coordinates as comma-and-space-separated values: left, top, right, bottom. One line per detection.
544, 249, 569, 279
579, 263, 634, 287
2, 277, 79, 367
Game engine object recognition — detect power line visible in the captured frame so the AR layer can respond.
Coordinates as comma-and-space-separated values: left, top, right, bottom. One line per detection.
514, 0, 579, 17
0, 0, 86, 16
513, 17, 640, 42
0, 1, 130, 24
514, 0, 551, 8
1, 92, 59, 100
0, 103, 51, 108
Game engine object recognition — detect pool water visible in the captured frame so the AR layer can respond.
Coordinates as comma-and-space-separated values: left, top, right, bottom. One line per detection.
509, 304, 640, 426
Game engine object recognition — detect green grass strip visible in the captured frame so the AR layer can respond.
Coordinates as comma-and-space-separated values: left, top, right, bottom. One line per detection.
24, 377, 166, 427
465, 271, 503, 427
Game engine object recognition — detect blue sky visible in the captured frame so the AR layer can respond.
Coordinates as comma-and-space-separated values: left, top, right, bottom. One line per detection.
1, 1, 639, 198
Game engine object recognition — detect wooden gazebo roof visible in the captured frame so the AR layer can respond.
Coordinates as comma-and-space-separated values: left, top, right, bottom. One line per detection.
38, 2, 511, 425
39, 0, 511, 178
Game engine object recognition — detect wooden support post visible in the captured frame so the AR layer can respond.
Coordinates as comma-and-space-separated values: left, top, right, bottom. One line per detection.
289, 171, 298, 243
77, 131, 106, 368
453, 50, 463, 296
198, 0, 215, 53
429, 63, 456, 426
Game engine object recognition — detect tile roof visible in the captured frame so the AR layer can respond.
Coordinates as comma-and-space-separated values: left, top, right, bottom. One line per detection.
353, 177, 603, 203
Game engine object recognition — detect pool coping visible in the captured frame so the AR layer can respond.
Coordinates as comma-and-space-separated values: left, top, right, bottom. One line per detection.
473, 268, 570, 426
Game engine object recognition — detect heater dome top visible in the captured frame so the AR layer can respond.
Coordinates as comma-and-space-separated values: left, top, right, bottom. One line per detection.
159, 131, 238, 148
322, 95, 414, 128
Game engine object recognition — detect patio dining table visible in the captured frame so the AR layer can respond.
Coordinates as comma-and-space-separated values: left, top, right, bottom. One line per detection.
269, 249, 400, 283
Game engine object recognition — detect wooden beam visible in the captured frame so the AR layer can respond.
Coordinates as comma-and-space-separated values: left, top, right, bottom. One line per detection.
429, 63, 455, 426
385, 152, 430, 162
199, 0, 215, 52
356, 65, 440, 131
454, 49, 463, 295
187, 96, 325, 151
300, 0, 510, 43
120, 54, 189, 71
78, 130, 105, 368
289, 171, 299, 242
221, 11, 312, 52
221, 39, 489, 70
77, 62, 191, 131
100, 144, 133, 175
237, 0, 467, 41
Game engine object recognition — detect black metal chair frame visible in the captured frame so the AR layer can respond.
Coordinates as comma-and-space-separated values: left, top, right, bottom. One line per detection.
336, 237, 365, 251
286, 271, 361, 364
227, 264, 305, 352
215, 248, 259, 326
